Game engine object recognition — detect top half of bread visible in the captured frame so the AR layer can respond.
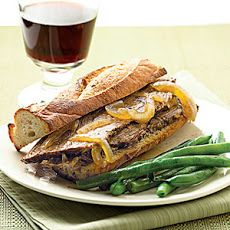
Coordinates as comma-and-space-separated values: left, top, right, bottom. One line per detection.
8, 58, 167, 150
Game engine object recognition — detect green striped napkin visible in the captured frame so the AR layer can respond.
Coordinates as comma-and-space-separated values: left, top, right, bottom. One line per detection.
0, 172, 230, 230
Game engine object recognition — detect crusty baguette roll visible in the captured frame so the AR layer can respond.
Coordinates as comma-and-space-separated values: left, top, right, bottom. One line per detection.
8, 58, 167, 150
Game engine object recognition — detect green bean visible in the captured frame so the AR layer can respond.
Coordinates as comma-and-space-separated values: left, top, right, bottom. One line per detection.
129, 167, 203, 194
166, 135, 211, 152
215, 131, 225, 143
121, 137, 225, 174
125, 161, 143, 168
126, 135, 213, 168
127, 178, 160, 194
173, 133, 225, 177
156, 133, 225, 197
169, 139, 192, 150
156, 156, 230, 169
155, 142, 230, 161
206, 131, 225, 146
175, 166, 205, 175
147, 173, 155, 181
154, 168, 184, 181
109, 179, 126, 196
75, 155, 230, 189
155, 166, 204, 181
154, 135, 211, 181
179, 135, 212, 148
156, 182, 176, 197
155, 166, 205, 196
209, 138, 214, 144
167, 168, 217, 187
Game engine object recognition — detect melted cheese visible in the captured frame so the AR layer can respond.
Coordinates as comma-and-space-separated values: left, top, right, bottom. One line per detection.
91, 146, 103, 165
105, 92, 156, 123
70, 135, 114, 163
151, 81, 197, 121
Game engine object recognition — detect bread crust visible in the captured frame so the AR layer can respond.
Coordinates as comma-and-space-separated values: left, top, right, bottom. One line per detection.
41, 59, 166, 127
9, 59, 166, 150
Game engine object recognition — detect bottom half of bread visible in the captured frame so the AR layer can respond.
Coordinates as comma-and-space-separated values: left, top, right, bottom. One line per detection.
53, 115, 187, 181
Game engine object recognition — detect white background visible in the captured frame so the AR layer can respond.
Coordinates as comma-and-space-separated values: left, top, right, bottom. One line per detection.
1, 0, 230, 26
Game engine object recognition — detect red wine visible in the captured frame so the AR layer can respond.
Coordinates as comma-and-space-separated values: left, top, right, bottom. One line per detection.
21, 1, 97, 64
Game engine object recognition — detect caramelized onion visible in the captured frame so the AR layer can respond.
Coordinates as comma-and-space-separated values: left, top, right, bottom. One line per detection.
91, 146, 103, 165
62, 154, 68, 163
77, 116, 115, 134
105, 94, 156, 123
105, 100, 132, 120
151, 81, 197, 121
71, 157, 79, 167
150, 91, 173, 103
44, 128, 65, 149
128, 97, 155, 123
44, 121, 78, 149
70, 135, 114, 163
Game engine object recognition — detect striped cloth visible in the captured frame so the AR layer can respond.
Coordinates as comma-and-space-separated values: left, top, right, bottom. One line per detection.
0, 172, 230, 230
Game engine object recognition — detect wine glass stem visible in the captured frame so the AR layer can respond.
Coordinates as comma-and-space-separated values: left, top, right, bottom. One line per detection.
42, 70, 74, 87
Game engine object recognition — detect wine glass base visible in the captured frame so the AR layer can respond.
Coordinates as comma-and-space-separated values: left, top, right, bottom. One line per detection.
17, 82, 70, 107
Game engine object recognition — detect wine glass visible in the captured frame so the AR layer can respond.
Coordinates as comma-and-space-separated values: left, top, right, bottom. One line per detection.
18, 0, 98, 107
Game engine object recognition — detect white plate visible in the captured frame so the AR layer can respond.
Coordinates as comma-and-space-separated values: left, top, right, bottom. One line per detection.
0, 100, 230, 206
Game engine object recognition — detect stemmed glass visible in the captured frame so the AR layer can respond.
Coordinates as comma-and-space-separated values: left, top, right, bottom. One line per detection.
18, 0, 98, 107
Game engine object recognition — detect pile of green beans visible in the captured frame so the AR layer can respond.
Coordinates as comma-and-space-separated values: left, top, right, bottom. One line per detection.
156, 131, 226, 197
75, 132, 230, 197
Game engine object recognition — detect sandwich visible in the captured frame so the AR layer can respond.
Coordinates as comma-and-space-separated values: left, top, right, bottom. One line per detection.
8, 58, 197, 181
8, 58, 166, 150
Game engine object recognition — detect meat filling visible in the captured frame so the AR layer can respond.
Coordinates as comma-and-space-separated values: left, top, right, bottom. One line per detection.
37, 103, 182, 168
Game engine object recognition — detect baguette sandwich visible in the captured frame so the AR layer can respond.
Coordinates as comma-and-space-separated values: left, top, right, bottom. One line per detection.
16, 59, 198, 181
9, 58, 166, 150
